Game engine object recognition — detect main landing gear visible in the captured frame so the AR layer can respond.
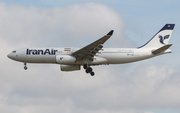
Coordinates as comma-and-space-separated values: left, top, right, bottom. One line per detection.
83, 64, 95, 76
24, 63, 27, 70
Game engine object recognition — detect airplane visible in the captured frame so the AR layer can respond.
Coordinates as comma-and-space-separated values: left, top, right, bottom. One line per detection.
7, 24, 175, 76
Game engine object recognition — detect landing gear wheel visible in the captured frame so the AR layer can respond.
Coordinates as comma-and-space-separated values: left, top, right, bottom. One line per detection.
90, 72, 95, 76
24, 66, 27, 70
83, 64, 88, 69
85, 70, 89, 73
86, 67, 92, 73
83, 63, 95, 76
24, 63, 27, 70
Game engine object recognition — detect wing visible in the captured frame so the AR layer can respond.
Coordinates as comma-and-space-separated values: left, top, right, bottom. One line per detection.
72, 30, 114, 61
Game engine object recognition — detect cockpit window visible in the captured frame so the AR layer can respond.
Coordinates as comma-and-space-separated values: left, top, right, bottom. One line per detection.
12, 51, 16, 53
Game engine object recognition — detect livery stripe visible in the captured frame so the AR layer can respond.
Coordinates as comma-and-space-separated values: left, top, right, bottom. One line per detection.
64, 48, 71, 51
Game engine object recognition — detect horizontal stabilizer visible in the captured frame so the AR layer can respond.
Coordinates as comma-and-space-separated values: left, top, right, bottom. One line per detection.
152, 44, 172, 55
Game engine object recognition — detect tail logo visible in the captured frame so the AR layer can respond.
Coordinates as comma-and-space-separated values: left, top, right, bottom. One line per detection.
159, 35, 170, 45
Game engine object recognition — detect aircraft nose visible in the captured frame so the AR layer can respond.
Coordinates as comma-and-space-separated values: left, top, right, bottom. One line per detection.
7, 53, 12, 59
7, 53, 10, 58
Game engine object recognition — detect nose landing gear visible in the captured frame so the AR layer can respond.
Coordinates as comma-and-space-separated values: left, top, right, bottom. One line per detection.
24, 63, 27, 70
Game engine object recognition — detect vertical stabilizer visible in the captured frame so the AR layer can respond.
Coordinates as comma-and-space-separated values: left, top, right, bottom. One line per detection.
139, 24, 175, 48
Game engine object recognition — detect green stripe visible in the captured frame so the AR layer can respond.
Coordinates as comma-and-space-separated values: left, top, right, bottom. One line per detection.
64, 48, 71, 49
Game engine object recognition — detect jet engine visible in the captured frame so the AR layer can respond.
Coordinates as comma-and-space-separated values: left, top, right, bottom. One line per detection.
56, 55, 76, 64
60, 64, 80, 71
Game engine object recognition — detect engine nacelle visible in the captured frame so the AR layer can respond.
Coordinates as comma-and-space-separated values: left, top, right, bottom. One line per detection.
60, 65, 80, 71
56, 55, 76, 64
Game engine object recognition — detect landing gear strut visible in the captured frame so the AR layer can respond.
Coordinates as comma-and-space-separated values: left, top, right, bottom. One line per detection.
24, 63, 27, 70
84, 64, 95, 76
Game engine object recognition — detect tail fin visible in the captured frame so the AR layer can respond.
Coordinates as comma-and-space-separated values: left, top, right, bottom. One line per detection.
138, 24, 175, 48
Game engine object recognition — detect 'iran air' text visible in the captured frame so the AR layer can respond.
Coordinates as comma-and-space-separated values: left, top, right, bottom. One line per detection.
26, 49, 58, 55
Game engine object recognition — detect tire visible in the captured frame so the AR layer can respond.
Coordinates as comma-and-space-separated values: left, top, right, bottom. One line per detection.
86, 67, 92, 73
24, 66, 27, 70
83, 64, 88, 69
90, 72, 95, 76
85, 69, 89, 73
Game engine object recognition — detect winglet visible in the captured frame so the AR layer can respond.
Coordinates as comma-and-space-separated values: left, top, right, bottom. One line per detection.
107, 30, 114, 35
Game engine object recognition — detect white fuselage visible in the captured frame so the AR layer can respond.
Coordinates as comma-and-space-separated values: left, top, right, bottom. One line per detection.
7, 47, 161, 65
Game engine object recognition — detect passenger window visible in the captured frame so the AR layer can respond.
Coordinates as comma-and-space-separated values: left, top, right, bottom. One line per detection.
12, 51, 16, 53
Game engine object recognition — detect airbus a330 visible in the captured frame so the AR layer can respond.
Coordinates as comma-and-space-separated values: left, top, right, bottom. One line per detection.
7, 24, 175, 76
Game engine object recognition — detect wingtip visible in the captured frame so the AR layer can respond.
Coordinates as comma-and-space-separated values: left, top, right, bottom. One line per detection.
107, 30, 114, 35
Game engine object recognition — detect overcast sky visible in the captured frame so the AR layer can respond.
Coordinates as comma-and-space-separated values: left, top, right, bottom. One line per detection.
0, 0, 180, 113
